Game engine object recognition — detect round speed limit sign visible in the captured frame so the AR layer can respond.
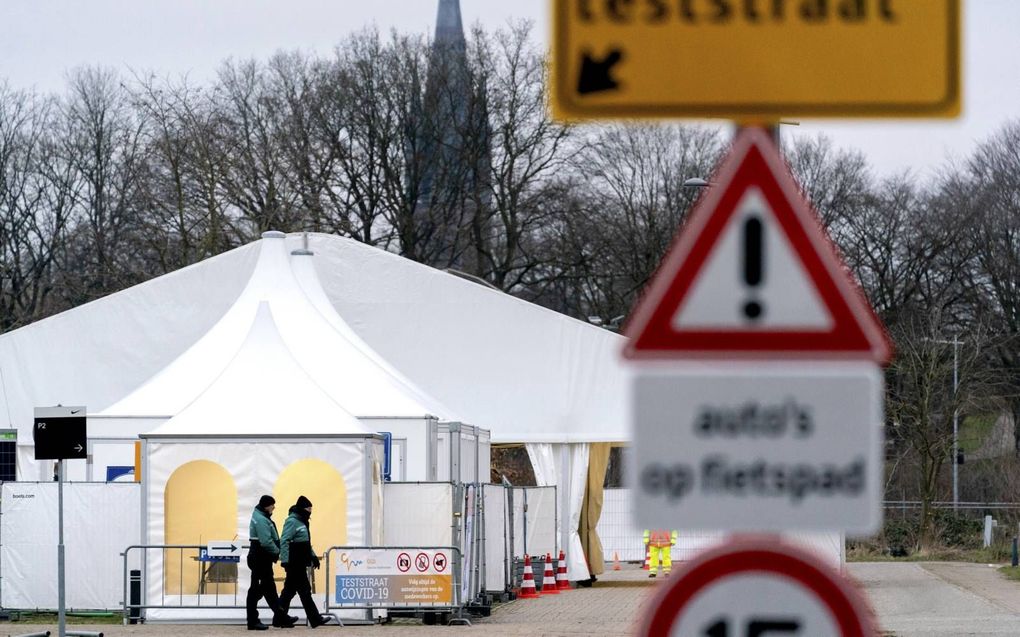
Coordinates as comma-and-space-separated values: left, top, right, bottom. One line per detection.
638, 539, 877, 636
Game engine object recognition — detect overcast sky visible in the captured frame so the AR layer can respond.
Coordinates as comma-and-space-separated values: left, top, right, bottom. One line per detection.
2, 0, 1017, 179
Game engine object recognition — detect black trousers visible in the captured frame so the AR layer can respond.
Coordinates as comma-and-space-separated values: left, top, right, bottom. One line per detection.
246, 557, 282, 624
279, 564, 321, 625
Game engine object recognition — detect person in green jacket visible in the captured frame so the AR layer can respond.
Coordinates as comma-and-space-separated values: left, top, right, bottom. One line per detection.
279, 496, 334, 628
246, 495, 295, 630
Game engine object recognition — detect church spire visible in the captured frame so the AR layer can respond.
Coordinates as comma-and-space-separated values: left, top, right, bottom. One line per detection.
435, 0, 466, 48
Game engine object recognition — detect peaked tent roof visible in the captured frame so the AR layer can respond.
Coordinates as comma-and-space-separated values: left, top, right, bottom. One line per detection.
147, 302, 371, 437
0, 232, 627, 447
304, 233, 627, 443
101, 232, 456, 421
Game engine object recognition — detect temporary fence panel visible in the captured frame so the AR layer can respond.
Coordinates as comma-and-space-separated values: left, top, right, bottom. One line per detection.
460, 484, 478, 604
383, 482, 456, 547
595, 488, 845, 568
481, 484, 510, 594
510, 486, 557, 559
1, 481, 141, 610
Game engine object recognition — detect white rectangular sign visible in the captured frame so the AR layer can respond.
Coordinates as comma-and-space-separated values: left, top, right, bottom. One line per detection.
629, 364, 883, 534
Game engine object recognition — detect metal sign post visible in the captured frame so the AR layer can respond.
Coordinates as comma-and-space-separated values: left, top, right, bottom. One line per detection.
33, 405, 87, 637
58, 459, 66, 637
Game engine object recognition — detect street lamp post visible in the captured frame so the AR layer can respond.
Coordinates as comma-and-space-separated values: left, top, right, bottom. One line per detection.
926, 336, 961, 511
951, 334, 960, 511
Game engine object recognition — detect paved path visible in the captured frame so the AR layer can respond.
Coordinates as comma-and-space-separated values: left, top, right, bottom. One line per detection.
849, 561, 1020, 636
23, 562, 1020, 636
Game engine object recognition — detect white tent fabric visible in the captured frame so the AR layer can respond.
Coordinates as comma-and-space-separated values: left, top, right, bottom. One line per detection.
289, 248, 459, 421
526, 442, 590, 581
102, 232, 450, 424
148, 302, 370, 436
309, 233, 628, 443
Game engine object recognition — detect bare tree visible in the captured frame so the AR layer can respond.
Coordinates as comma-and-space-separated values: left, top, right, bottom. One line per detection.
953, 120, 1020, 452
53, 68, 147, 304
464, 22, 574, 291
0, 85, 73, 330
563, 124, 721, 322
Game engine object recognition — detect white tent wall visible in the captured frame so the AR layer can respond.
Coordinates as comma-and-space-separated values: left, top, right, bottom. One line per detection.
526, 443, 589, 581
142, 437, 376, 622
1, 482, 140, 610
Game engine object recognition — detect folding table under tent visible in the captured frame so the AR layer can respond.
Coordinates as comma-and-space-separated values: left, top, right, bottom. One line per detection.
139, 302, 385, 623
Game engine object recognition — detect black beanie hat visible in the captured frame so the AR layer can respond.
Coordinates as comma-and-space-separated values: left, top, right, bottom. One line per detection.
258, 495, 276, 508
295, 495, 313, 509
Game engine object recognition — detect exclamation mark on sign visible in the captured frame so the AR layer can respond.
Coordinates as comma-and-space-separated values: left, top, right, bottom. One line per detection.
742, 215, 765, 321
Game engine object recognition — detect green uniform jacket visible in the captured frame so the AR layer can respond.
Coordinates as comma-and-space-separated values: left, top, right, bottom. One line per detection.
249, 507, 281, 561
280, 510, 313, 567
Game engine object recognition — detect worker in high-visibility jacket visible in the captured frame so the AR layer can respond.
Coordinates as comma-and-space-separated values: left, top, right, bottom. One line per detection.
643, 529, 678, 578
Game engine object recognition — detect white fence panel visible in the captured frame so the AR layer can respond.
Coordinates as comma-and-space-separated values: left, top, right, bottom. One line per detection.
482, 484, 509, 593
511, 486, 557, 558
1, 481, 141, 610
383, 482, 454, 546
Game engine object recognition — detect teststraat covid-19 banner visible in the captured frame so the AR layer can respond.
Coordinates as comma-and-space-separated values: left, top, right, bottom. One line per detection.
333, 548, 454, 607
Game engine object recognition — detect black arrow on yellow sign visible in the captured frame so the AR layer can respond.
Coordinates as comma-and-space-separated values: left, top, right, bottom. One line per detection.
577, 48, 624, 95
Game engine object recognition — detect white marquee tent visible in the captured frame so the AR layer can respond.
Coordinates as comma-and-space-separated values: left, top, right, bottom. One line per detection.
0, 232, 628, 579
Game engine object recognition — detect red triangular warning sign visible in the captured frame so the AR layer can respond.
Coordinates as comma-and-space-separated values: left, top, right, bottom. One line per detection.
623, 128, 891, 364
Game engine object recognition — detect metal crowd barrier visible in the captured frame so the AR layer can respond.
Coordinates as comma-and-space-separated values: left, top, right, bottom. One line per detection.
121, 544, 255, 623
323, 545, 470, 626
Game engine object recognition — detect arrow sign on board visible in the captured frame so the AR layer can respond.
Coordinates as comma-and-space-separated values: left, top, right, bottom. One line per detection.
207, 541, 242, 557
623, 128, 891, 363
577, 49, 623, 94
32, 406, 87, 461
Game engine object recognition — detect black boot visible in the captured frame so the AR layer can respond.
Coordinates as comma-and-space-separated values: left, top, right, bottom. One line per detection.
271, 615, 296, 628
247, 621, 269, 631
309, 615, 335, 628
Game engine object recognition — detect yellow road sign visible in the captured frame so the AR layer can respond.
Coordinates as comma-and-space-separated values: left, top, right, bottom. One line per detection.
551, 0, 960, 120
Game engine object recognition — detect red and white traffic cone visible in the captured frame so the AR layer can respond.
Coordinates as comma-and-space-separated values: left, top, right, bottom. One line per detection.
642, 544, 651, 570
518, 555, 539, 599
541, 553, 559, 594
612, 551, 622, 571
555, 550, 570, 590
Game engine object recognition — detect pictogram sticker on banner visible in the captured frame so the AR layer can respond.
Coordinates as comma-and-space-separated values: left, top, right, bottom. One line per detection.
433, 552, 448, 572
622, 128, 891, 363
415, 552, 431, 573
397, 552, 411, 573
